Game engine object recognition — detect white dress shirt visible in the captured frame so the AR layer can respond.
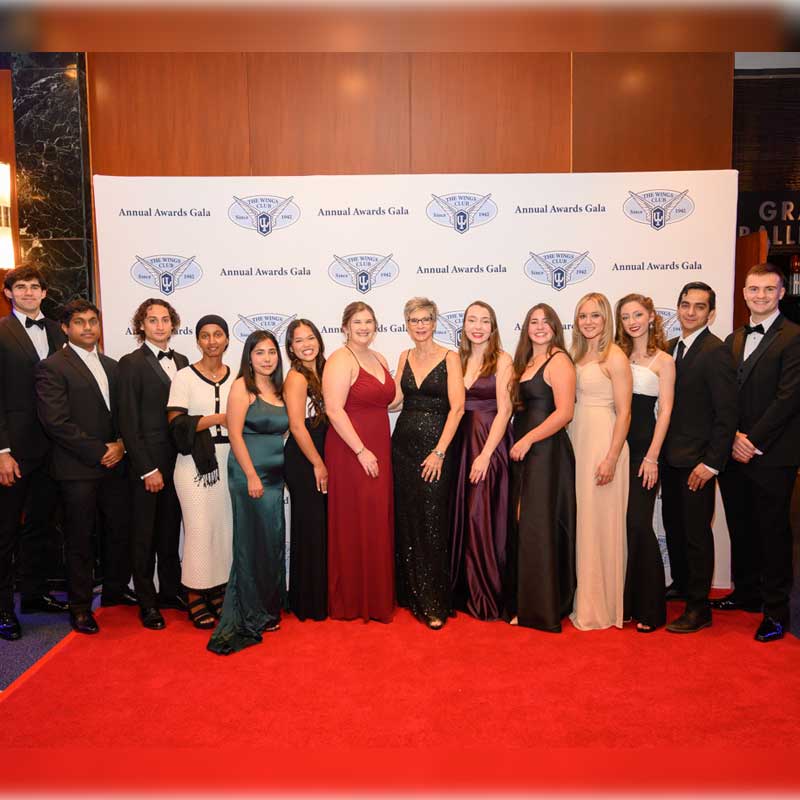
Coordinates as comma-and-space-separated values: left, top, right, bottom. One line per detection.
1, 310, 50, 455
144, 339, 177, 380
673, 324, 708, 361
742, 310, 779, 456
69, 343, 110, 411
13, 307, 49, 361
140, 340, 175, 479
743, 308, 780, 361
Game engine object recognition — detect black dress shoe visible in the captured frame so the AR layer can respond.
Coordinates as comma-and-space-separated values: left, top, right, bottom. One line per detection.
0, 610, 22, 641
156, 593, 188, 611
666, 608, 712, 633
665, 583, 687, 601
20, 593, 69, 614
69, 610, 99, 635
140, 607, 166, 630
100, 589, 138, 607
755, 616, 785, 642
709, 593, 762, 613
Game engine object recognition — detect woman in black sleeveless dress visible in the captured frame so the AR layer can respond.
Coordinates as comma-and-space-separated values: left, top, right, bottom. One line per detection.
507, 304, 577, 632
392, 297, 465, 629
283, 319, 329, 621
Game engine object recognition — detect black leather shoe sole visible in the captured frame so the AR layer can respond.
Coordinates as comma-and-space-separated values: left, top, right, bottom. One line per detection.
666, 617, 712, 634
20, 595, 69, 614
755, 618, 785, 642
140, 609, 166, 630
69, 614, 99, 634
0, 620, 21, 641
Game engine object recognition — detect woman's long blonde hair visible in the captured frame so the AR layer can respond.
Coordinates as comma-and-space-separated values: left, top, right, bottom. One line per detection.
571, 292, 614, 363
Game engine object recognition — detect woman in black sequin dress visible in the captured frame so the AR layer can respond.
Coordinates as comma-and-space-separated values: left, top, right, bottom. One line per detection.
392, 297, 465, 629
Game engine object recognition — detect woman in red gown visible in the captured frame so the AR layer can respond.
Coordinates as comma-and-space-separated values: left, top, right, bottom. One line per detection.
322, 301, 395, 622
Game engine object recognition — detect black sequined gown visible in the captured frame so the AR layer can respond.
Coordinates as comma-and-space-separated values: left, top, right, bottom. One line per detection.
392, 357, 454, 624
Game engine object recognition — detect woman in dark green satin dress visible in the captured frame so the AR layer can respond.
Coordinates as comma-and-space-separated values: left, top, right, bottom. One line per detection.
208, 331, 289, 655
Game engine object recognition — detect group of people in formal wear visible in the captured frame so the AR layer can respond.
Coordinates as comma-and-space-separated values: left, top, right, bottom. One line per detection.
0, 262, 797, 653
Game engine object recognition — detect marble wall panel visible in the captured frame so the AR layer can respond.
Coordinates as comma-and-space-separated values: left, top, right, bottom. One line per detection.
11, 52, 93, 314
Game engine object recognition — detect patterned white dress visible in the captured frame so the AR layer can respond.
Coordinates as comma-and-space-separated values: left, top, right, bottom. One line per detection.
167, 365, 234, 590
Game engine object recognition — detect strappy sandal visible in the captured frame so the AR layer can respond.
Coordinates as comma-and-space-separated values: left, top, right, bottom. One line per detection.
205, 585, 226, 620
188, 596, 216, 629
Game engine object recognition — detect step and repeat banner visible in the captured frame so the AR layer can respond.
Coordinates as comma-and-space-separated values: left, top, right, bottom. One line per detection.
93, 169, 739, 586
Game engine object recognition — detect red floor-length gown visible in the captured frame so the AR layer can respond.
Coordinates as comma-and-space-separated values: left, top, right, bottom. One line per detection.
325, 364, 395, 622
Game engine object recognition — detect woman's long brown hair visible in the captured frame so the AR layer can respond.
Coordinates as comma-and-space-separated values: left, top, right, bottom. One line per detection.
458, 300, 502, 378
510, 303, 567, 410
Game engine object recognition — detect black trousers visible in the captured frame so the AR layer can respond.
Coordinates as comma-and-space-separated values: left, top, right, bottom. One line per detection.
129, 475, 182, 608
0, 463, 60, 611
661, 464, 716, 612
719, 461, 796, 623
59, 474, 131, 611
623, 459, 666, 628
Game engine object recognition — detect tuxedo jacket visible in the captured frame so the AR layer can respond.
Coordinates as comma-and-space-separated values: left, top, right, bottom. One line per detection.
663, 328, 738, 472
35, 345, 124, 481
725, 314, 800, 467
118, 344, 188, 478
0, 312, 66, 474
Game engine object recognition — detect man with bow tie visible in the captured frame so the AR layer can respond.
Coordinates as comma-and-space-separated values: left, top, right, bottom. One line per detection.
118, 299, 189, 630
716, 263, 800, 642
0, 266, 69, 640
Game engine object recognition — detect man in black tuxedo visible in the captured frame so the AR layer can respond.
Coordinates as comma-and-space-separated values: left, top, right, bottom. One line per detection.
35, 299, 131, 634
661, 282, 738, 634
0, 266, 69, 641
118, 298, 188, 630
715, 263, 800, 642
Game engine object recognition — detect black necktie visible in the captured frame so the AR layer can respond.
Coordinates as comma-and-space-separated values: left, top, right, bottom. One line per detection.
676, 340, 686, 362
744, 323, 765, 336
25, 317, 45, 330
157, 349, 174, 361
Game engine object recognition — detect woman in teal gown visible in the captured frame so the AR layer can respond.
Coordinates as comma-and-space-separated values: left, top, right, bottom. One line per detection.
208, 330, 289, 655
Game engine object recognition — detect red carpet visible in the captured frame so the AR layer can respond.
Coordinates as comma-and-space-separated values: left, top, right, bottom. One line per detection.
2, 602, 800, 794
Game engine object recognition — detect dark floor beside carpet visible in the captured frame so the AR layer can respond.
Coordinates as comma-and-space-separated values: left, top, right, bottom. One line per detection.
0, 591, 73, 690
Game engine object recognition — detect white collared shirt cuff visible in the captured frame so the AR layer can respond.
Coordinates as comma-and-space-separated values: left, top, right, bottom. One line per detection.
141, 468, 158, 480
701, 463, 719, 476
0, 448, 10, 454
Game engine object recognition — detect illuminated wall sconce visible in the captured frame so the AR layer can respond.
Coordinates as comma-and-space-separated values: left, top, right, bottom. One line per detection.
0, 161, 14, 270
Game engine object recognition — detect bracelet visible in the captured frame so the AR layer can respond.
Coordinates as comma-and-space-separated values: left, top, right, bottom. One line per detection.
355, 446, 365, 457
432, 450, 445, 460
643, 456, 658, 465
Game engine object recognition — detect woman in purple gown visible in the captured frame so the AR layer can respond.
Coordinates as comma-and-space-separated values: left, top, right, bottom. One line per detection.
450, 301, 513, 620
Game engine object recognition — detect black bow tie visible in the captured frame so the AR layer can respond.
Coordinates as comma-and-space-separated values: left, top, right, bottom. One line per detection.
25, 317, 45, 330
744, 323, 765, 336
157, 349, 174, 361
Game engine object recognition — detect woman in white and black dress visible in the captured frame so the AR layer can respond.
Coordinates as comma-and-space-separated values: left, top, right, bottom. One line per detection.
167, 315, 234, 629
615, 294, 675, 632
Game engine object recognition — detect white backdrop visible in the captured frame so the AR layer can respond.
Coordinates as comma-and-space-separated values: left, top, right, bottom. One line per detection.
93, 169, 738, 586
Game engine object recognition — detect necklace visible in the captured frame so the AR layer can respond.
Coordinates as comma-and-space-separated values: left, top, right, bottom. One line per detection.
198, 362, 223, 382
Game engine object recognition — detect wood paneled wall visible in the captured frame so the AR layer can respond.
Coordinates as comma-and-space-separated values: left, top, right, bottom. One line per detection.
88, 52, 733, 178
572, 53, 734, 172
